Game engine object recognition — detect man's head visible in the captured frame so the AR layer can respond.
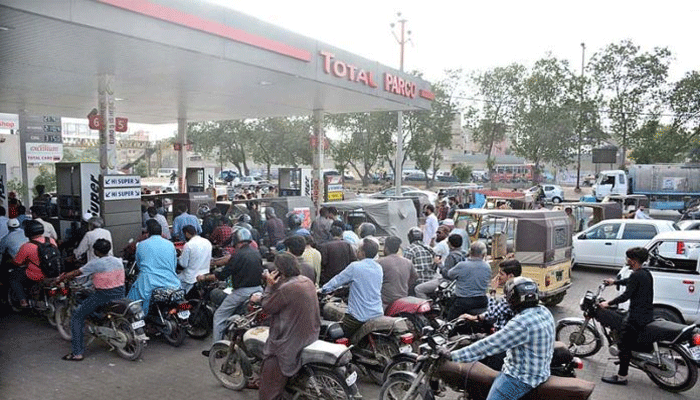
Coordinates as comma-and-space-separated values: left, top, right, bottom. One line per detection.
626, 246, 649, 269
88, 216, 104, 230
327, 206, 338, 219
265, 207, 276, 219
7, 218, 20, 231
273, 252, 300, 279
35, 185, 45, 196
564, 207, 572, 215
146, 219, 162, 237
330, 225, 344, 239
497, 259, 522, 287
233, 227, 253, 248
147, 206, 157, 218
358, 222, 376, 238
407, 227, 423, 244
469, 241, 487, 259
319, 207, 328, 218
436, 225, 452, 242
447, 233, 463, 250
357, 238, 379, 260
284, 235, 306, 257
18, 205, 26, 216
176, 203, 187, 215
24, 220, 44, 239
183, 225, 197, 241
505, 277, 539, 312
92, 238, 112, 258
384, 236, 402, 255
211, 208, 222, 218
448, 197, 457, 206
424, 204, 434, 216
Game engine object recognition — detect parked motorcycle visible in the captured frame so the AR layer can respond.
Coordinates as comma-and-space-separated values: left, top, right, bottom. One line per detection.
207, 302, 361, 399
380, 326, 595, 400
146, 287, 192, 347
556, 283, 700, 392
55, 277, 147, 361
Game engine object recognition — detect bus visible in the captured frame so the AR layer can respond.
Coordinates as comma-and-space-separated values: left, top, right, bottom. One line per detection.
491, 164, 535, 183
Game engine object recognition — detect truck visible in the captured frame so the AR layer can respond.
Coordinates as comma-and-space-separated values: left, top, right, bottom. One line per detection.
592, 164, 700, 211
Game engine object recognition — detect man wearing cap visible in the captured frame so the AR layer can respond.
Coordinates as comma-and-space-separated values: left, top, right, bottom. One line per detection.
30, 205, 57, 240
0, 219, 27, 261
75, 217, 113, 263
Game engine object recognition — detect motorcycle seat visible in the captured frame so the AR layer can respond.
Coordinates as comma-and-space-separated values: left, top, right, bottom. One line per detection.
350, 316, 410, 344
300, 340, 352, 366
640, 320, 694, 343
320, 320, 345, 341
103, 298, 136, 314
552, 341, 573, 365
385, 296, 431, 316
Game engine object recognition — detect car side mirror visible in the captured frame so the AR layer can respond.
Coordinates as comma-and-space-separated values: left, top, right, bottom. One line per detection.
578, 233, 586, 240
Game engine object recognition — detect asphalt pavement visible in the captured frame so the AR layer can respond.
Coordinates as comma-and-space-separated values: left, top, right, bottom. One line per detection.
1, 266, 698, 400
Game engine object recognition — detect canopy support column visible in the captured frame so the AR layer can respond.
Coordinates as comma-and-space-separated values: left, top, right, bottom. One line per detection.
177, 118, 187, 193
312, 109, 325, 214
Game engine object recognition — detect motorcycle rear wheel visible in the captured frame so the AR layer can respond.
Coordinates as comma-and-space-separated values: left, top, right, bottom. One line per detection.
555, 321, 601, 358
208, 342, 247, 390
186, 300, 212, 339
55, 303, 73, 341
114, 317, 144, 361
164, 315, 186, 347
380, 373, 428, 400
291, 367, 352, 400
365, 336, 400, 385
646, 345, 698, 393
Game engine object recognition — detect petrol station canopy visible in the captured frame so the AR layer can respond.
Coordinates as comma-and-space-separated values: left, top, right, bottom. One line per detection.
0, 0, 434, 123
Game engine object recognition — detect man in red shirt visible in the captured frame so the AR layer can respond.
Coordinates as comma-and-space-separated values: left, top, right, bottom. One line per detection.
10, 220, 58, 307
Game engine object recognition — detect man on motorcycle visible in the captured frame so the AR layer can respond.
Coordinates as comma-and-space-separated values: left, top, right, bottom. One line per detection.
197, 227, 263, 345
262, 207, 285, 248
446, 241, 491, 320
127, 220, 181, 313
377, 236, 416, 310
0, 218, 27, 261
55, 239, 125, 361
321, 238, 384, 337
415, 233, 466, 299
145, 206, 171, 240
600, 246, 653, 385
256, 252, 320, 400
178, 225, 212, 294
9, 220, 57, 307
443, 277, 555, 400
74, 217, 113, 263
403, 227, 437, 286
460, 259, 522, 330
283, 235, 316, 283
172, 203, 202, 242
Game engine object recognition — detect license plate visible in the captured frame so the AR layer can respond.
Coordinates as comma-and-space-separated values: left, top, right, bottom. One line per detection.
345, 370, 357, 386
178, 310, 190, 319
690, 346, 700, 361
399, 345, 412, 353
131, 320, 145, 330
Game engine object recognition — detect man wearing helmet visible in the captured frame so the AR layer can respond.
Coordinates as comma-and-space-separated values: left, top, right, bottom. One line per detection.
443, 276, 555, 400
286, 213, 310, 237
403, 227, 437, 286
10, 220, 58, 307
197, 227, 263, 345
74, 217, 113, 263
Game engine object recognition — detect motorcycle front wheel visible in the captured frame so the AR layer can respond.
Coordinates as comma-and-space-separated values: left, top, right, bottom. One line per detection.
208, 342, 247, 390
646, 345, 698, 393
382, 354, 418, 383
186, 300, 212, 339
291, 367, 352, 400
555, 321, 601, 358
55, 303, 73, 341
114, 317, 144, 361
380, 373, 428, 400
163, 314, 186, 347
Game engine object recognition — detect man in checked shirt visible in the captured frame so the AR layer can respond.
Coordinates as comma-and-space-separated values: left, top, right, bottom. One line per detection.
459, 259, 522, 330
402, 227, 437, 286
441, 277, 555, 400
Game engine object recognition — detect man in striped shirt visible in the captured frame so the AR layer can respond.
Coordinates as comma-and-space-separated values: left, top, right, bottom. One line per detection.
445, 277, 554, 400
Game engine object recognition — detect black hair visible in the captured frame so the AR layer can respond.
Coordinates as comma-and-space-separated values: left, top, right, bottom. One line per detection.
182, 225, 197, 237
176, 203, 187, 213
18, 205, 26, 214
274, 252, 300, 278
147, 206, 157, 216
361, 238, 379, 259
93, 238, 112, 256
0, 206, 5, 216
626, 247, 649, 264
327, 206, 338, 216
447, 234, 463, 249
284, 235, 306, 257
146, 219, 162, 236
330, 225, 343, 238
499, 259, 522, 277
384, 236, 401, 255
425, 204, 435, 212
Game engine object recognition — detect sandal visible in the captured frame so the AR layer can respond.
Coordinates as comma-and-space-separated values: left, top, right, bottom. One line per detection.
62, 353, 84, 362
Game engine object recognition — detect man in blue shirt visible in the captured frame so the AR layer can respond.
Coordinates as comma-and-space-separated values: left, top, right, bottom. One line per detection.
0, 219, 27, 261
446, 241, 491, 320
172, 203, 202, 241
321, 238, 383, 338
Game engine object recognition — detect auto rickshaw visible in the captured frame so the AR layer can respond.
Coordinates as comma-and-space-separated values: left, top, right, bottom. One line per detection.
453, 209, 572, 306
553, 201, 622, 233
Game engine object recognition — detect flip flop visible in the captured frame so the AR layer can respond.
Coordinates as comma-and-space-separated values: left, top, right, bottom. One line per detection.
62, 353, 84, 361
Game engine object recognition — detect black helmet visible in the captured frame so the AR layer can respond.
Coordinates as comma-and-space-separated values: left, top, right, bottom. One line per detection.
197, 204, 211, 219
287, 213, 302, 229
504, 277, 540, 311
358, 222, 376, 238
24, 220, 45, 238
238, 213, 252, 224
407, 227, 423, 243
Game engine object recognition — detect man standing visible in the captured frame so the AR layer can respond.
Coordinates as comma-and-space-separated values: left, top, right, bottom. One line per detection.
198, 227, 263, 344
310, 207, 332, 245
146, 206, 171, 240
564, 207, 577, 233
178, 225, 212, 294
257, 253, 320, 400
600, 247, 654, 385
377, 236, 416, 310
634, 205, 652, 220
263, 207, 285, 248
422, 205, 438, 246
30, 205, 57, 240
442, 277, 555, 400
172, 203, 202, 241
403, 227, 436, 286
318, 225, 357, 286
321, 239, 384, 337
74, 217, 113, 263
447, 241, 491, 320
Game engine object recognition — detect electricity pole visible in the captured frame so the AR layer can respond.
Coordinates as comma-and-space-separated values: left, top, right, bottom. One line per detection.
391, 13, 410, 193
575, 42, 586, 192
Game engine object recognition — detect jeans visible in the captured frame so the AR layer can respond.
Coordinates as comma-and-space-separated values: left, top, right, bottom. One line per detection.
447, 296, 488, 320
70, 286, 125, 356
212, 286, 261, 342
9, 267, 33, 302
341, 313, 365, 339
180, 281, 194, 295
486, 372, 533, 400
414, 278, 447, 299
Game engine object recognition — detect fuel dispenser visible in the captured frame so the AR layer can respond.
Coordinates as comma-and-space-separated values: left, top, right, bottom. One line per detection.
278, 168, 312, 197
170, 167, 216, 219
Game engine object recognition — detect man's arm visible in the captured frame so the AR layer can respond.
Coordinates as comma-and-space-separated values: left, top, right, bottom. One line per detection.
261, 281, 288, 316
451, 316, 528, 362
178, 243, 190, 269
74, 233, 90, 258
608, 273, 639, 306
322, 263, 355, 293
447, 262, 462, 280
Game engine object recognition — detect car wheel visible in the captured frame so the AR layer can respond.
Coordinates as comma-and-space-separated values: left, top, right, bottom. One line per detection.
653, 307, 683, 323
552, 197, 562, 204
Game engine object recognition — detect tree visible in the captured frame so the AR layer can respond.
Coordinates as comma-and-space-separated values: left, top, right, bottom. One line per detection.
134, 160, 149, 178
248, 117, 313, 179
511, 56, 577, 182
33, 165, 56, 195
466, 64, 526, 188
451, 164, 472, 183
188, 120, 252, 176
670, 71, 700, 159
590, 40, 671, 168
629, 120, 688, 163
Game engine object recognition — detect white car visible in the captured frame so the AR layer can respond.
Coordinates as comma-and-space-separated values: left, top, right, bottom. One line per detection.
617, 230, 700, 323
678, 220, 700, 231
526, 184, 564, 203
572, 219, 678, 269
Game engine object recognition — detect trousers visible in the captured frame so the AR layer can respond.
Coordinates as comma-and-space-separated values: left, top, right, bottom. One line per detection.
212, 285, 262, 342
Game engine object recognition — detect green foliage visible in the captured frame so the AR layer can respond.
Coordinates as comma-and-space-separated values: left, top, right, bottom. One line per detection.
629, 121, 688, 164
670, 71, 700, 159
188, 120, 253, 176
451, 164, 473, 183
134, 160, 149, 178
63, 147, 99, 162
249, 117, 313, 176
33, 165, 56, 195
7, 178, 28, 202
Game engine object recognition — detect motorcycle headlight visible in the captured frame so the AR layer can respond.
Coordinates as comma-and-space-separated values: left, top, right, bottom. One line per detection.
128, 302, 143, 316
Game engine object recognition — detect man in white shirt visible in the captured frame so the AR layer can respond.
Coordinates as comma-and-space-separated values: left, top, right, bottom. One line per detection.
74, 217, 113, 262
30, 205, 58, 240
634, 206, 652, 220
423, 204, 439, 246
178, 225, 212, 294
146, 207, 171, 240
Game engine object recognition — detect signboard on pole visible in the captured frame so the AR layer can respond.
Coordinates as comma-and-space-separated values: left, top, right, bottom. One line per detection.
20, 115, 64, 162
102, 174, 141, 201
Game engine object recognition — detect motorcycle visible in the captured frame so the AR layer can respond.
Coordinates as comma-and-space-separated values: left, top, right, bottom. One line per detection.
556, 283, 700, 392
5, 268, 62, 326
184, 280, 228, 339
146, 287, 192, 347
207, 301, 361, 399
380, 326, 595, 400
55, 277, 147, 361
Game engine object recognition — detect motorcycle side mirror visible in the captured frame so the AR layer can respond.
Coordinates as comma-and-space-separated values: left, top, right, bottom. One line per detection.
421, 326, 435, 337
438, 281, 450, 290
